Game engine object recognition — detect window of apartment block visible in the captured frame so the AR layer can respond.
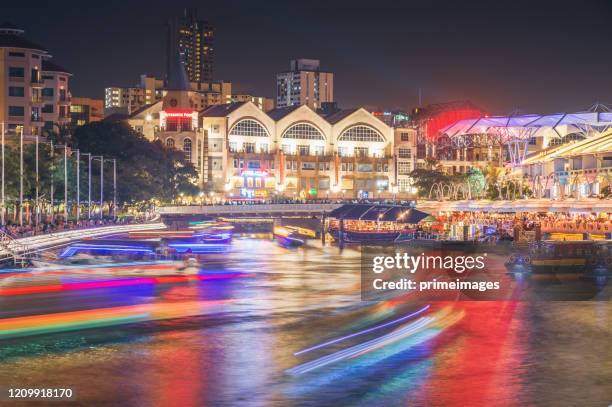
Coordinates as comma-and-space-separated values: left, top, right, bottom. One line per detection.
212, 158, 222, 170
9, 67, 24, 77
314, 145, 324, 156
209, 139, 223, 152
243, 142, 255, 153
354, 147, 368, 157
337, 146, 347, 157
358, 163, 373, 172
229, 142, 237, 152
42, 88, 54, 97
183, 138, 192, 161
297, 145, 310, 155
302, 162, 316, 170
400, 133, 410, 142
398, 148, 412, 159
8, 87, 24, 97
259, 143, 268, 153
8, 106, 24, 116
398, 179, 411, 191
398, 162, 411, 174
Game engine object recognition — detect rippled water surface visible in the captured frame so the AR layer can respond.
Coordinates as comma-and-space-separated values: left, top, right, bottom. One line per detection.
0, 238, 610, 406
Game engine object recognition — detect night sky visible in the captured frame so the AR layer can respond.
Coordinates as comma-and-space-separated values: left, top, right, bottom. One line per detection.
5, 0, 612, 114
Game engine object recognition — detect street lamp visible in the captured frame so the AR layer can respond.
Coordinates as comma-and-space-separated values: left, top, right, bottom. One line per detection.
92, 156, 104, 218
81, 153, 92, 219
72, 149, 80, 221
19, 126, 23, 226
52, 144, 69, 221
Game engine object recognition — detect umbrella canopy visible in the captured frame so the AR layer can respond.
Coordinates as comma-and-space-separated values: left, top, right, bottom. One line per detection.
328, 204, 430, 224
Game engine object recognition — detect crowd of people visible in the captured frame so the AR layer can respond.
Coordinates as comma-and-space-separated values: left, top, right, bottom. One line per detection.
1, 217, 145, 240
434, 211, 612, 236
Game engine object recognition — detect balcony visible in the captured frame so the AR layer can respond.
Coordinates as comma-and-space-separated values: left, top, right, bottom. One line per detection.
30, 78, 44, 88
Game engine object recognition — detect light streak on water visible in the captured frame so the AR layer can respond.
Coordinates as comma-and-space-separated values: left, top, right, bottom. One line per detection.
286, 317, 434, 375
0, 299, 233, 340
294, 304, 431, 356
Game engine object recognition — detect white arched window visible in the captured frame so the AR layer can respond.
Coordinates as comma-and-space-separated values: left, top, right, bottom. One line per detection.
339, 125, 385, 142
282, 123, 325, 140
229, 119, 269, 137
166, 138, 175, 149
183, 138, 192, 161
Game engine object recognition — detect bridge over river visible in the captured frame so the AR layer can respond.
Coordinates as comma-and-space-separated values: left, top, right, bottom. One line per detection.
157, 203, 342, 218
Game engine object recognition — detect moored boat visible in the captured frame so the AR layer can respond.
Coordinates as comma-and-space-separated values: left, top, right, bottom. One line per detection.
505, 240, 611, 273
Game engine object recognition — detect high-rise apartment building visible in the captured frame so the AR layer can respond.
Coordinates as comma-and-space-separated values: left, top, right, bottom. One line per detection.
70, 97, 103, 127
276, 59, 333, 110
167, 8, 214, 83
105, 74, 232, 116
0, 22, 71, 136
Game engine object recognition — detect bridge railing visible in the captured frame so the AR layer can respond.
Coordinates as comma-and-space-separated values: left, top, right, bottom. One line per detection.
157, 203, 342, 215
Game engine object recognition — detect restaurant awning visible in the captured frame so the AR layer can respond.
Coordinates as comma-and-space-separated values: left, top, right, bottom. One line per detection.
328, 204, 430, 224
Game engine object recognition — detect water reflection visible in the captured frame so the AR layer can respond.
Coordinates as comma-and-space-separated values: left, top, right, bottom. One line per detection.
0, 238, 610, 406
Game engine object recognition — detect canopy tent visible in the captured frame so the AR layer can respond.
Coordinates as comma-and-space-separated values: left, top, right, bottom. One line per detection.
441, 109, 612, 141
328, 204, 431, 224
522, 131, 612, 164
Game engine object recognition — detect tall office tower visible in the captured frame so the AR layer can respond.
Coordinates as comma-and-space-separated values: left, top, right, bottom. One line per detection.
276, 59, 334, 110
166, 8, 214, 83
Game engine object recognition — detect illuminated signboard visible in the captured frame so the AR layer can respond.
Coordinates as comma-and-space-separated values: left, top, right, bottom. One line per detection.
241, 170, 268, 177
164, 111, 194, 118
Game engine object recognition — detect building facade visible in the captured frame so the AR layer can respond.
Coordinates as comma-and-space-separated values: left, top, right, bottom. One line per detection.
0, 23, 71, 136
394, 128, 417, 193
276, 59, 333, 110
200, 102, 405, 199
230, 94, 275, 112
167, 8, 214, 83
70, 97, 103, 127
106, 74, 272, 117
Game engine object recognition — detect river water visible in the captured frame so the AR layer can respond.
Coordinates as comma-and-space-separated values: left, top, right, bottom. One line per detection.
0, 237, 610, 406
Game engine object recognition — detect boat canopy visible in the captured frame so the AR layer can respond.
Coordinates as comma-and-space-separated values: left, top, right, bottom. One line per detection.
328, 204, 430, 224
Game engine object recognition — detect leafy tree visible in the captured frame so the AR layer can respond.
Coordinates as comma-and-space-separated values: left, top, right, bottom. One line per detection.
71, 121, 199, 203
409, 168, 448, 197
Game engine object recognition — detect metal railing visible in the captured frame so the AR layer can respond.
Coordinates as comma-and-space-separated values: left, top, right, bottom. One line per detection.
158, 203, 342, 215
0, 230, 30, 266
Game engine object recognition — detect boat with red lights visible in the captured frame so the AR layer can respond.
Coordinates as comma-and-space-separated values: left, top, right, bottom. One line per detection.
326, 204, 430, 244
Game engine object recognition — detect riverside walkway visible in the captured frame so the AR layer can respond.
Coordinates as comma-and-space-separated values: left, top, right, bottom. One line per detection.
0, 222, 166, 262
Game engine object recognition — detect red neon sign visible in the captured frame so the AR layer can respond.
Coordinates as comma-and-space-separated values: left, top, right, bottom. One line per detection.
165, 111, 194, 118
